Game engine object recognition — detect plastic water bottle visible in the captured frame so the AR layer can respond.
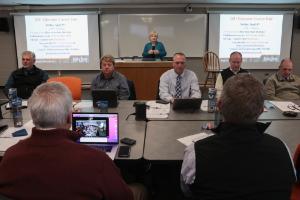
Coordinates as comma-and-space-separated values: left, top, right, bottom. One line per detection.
11, 97, 23, 127
208, 88, 216, 113
8, 88, 17, 108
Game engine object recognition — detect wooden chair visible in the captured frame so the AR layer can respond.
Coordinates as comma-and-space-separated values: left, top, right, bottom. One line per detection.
291, 144, 300, 200
47, 76, 82, 100
203, 51, 220, 88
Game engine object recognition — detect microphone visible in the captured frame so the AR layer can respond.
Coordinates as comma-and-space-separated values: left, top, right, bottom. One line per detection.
151, 45, 155, 51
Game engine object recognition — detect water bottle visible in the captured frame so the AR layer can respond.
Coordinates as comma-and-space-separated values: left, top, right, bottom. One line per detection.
11, 97, 23, 127
8, 88, 17, 108
208, 88, 216, 113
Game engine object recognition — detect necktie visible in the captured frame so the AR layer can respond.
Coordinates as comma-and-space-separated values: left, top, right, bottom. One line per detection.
175, 75, 182, 98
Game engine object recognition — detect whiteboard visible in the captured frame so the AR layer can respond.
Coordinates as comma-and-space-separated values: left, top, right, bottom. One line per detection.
101, 14, 207, 57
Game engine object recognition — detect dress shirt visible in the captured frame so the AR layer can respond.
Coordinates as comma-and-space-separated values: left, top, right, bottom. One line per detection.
159, 69, 201, 102
91, 71, 130, 100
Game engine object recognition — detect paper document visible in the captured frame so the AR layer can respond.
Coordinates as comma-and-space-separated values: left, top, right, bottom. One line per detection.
201, 100, 208, 112
0, 120, 34, 154
146, 100, 170, 119
177, 132, 214, 146
269, 101, 300, 113
73, 101, 93, 110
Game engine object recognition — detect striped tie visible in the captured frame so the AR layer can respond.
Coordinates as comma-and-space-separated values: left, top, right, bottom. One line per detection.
175, 75, 182, 98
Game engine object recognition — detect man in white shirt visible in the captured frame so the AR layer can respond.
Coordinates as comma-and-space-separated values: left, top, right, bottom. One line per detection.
159, 52, 201, 102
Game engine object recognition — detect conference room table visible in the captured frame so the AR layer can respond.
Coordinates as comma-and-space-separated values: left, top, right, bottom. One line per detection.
1, 100, 300, 160
0, 101, 146, 160
143, 120, 300, 161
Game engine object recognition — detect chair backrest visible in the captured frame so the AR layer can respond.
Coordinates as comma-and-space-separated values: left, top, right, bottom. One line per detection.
47, 76, 82, 100
203, 51, 220, 72
127, 79, 136, 100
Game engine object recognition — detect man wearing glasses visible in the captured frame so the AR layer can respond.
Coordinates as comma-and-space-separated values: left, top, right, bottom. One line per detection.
264, 58, 300, 100
159, 52, 201, 102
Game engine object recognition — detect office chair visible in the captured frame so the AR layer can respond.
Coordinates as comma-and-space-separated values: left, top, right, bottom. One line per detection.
156, 80, 160, 100
291, 144, 300, 200
127, 79, 136, 100
203, 51, 220, 88
47, 76, 82, 100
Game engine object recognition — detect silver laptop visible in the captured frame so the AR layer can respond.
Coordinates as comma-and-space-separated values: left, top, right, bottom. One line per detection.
72, 112, 119, 159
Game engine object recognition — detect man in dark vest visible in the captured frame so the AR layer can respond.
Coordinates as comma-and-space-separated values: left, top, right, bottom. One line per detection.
181, 74, 296, 200
215, 51, 248, 98
4, 51, 48, 99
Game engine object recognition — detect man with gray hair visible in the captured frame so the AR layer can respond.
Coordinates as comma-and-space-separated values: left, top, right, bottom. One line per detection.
264, 58, 300, 100
0, 82, 135, 200
181, 74, 295, 199
4, 50, 48, 99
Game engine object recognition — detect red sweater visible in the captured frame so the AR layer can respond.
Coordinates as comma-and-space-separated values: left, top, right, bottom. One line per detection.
0, 128, 133, 200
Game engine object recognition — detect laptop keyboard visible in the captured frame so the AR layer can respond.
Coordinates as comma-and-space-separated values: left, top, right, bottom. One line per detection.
90, 145, 113, 152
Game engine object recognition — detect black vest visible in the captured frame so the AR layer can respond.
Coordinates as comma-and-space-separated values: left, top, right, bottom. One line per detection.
191, 122, 295, 200
221, 67, 248, 84
12, 66, 45, 99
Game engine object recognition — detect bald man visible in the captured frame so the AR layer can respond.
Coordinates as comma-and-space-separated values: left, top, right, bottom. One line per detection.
264, 58, 300, 100
215, 51, 248, 98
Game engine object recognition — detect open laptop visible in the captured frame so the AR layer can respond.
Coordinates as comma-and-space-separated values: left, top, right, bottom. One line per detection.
72, 112, 119, 159
91, 89, 118, 108
172, 98, 202, 110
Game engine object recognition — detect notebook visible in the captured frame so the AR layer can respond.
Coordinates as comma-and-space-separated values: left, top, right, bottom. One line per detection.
172, 98, 202, 110
72, 112, 119, 159
91, 89, 118, 108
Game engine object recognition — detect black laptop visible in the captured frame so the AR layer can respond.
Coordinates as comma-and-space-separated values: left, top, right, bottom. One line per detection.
172, 98, 202, 110
91, 89, 118, 108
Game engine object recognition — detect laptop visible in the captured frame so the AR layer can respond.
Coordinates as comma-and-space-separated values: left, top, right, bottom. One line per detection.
72, 112, 119, 159
172, 98, 202, 110
91, 89, 118, 108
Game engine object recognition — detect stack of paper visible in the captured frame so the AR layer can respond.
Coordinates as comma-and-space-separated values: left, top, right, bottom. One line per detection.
146, 100, 170, 119
269, 101, 300, 113
177, 132, 214, 146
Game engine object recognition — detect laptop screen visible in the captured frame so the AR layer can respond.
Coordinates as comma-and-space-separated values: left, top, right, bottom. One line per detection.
72, 113, 119, 144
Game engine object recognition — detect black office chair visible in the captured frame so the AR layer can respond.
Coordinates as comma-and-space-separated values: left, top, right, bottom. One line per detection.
127, 79, 136, 100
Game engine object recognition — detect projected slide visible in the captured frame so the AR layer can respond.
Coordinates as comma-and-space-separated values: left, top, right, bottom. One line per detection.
25, 15, 89, 65
219, 14, 283, 63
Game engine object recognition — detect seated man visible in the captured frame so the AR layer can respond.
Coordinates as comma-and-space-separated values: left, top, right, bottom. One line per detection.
4, 50, 48, 99
181, 74, 296, 199
159, 52, 201, 102
215, 51, 248, 98
91, 55, 130, 100
0, 82, 138, 200
264, 58, 300, 100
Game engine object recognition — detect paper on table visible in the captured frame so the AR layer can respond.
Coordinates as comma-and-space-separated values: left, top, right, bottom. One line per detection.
269, 101, 300, 113
146, 100, 170, 119
0, 120, 34, 153
177, 132, 214, 146
201, 100, 208, 112
73, 101, 93, 110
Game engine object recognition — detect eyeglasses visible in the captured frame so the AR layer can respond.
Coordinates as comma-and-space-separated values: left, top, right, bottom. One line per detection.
287, 104, 300, 111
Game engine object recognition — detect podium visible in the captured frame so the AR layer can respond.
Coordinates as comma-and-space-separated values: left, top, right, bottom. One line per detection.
115, 61, 172, 100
